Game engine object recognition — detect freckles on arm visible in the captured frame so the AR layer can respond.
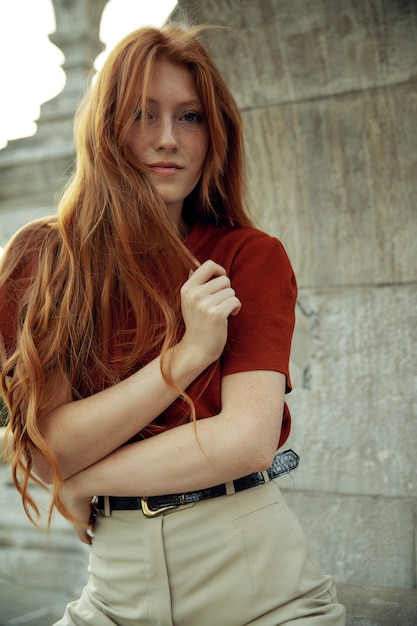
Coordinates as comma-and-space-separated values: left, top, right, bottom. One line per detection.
65, 368, 286, 499
213, 369, 286, 472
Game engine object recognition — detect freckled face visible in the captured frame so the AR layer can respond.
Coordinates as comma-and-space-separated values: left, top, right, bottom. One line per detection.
125, 59, 209, 226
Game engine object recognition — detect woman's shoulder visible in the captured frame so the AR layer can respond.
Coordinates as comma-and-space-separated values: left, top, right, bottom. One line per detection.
6, 215, 59, 251
0, 217, 59, 352
187, 221, 290, 261
188, 220, 284, 246
0, 216, 59, 280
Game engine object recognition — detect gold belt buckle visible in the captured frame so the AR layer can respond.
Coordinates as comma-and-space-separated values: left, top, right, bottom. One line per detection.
141, 496, 183, 518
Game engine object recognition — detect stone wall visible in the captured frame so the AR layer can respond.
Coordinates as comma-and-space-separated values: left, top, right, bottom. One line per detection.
174, 0, 417, 588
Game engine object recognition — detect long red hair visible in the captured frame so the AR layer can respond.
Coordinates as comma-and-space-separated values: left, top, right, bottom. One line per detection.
0, 25, 253, 526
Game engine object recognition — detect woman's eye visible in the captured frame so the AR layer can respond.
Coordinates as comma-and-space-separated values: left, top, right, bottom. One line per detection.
135, 110, 153, 122
181, 111, 203, 123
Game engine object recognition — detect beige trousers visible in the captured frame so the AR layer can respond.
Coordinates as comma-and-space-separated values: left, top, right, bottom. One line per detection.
55, 480, 345, 625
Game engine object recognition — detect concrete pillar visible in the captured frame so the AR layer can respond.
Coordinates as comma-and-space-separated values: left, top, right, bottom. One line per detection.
0, 0, 107, 246
41, 0, 108, 141
173, 0, 417, 589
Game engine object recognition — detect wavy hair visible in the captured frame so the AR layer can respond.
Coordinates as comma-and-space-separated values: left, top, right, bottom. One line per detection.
0, 25, 253, 526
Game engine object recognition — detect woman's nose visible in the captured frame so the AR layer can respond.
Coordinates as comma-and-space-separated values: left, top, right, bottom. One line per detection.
154, 118, 177, 151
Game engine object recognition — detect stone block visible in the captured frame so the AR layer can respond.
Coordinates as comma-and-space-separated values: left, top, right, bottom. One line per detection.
242, 82, 417, 286
0, 578, 78, 626
0, 152, 73, 204
0, 462, 86, 546
176, 0, 417, 107
0, 133, 75, 246
281, 488, 416, 588
0, 462, 89, 623
286, 285, 417, 498
0, 148, 74, 246
338, 583, 417, 626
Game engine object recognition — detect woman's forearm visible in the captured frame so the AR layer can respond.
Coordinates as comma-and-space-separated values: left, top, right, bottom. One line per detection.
65, 371, 285, 500
38, 339, 211, 482
65, 418, 234, 501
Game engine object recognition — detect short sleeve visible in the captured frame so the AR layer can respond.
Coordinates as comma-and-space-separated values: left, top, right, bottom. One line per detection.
0, 283, 17, 358
0, 260, 28, 360
222, 233, 297, 392
0, 221, 45, 360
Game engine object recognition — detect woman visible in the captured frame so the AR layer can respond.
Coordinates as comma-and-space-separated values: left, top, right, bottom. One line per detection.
0, 26, 345, 625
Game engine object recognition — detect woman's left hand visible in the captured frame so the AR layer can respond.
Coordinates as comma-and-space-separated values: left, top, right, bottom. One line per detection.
61, 479, 95, 545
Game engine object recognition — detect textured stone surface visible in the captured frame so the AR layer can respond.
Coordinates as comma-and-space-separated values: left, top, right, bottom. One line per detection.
0, 461, 88, 625
0, 150, 74, 244
338, 583, 417, 626
281, 487, 415, 588
177, 0, 417, 107
243, 82, 417, 286
287, 285, 417, 498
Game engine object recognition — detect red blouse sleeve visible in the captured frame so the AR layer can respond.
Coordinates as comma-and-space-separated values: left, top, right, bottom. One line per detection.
222, 232, 297, 393
0, 262, 28, 360
0, 223, 43, 360
218, 231, 297, 448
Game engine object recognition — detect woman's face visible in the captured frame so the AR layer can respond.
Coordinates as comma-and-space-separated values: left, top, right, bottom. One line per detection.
126, 58, 209, 227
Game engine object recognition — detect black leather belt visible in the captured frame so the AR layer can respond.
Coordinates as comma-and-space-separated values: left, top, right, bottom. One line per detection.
96, 449, 299, 518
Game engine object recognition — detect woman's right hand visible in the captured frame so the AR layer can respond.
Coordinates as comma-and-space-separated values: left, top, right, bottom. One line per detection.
179, 260, 241, 365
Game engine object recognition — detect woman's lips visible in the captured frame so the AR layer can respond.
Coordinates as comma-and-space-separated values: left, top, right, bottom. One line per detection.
148, 163, 182, 175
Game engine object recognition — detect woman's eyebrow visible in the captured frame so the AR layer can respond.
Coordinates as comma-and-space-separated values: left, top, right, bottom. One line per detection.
146, 98, 203, 108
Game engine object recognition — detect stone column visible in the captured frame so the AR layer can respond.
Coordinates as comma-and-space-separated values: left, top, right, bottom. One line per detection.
39, 0, 108, 144
0, 0, 108, 245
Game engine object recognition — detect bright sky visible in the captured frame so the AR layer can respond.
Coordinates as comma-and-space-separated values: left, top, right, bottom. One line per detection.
0, 0, 177, 150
